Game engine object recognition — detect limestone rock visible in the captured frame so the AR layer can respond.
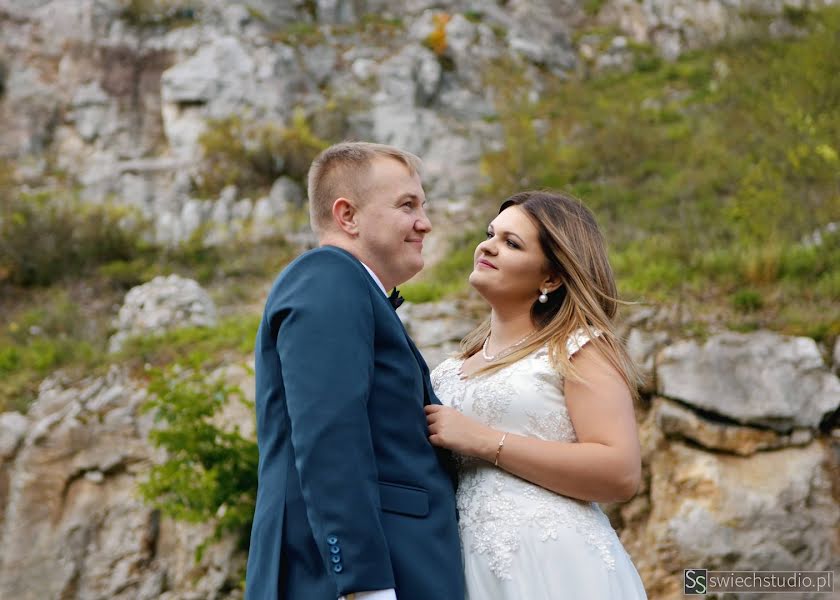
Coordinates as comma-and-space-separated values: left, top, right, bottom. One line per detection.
269, 176, 304, 210
302, 44, 337, 86
626, 328, 669, 393
161, 36, 254, 106
0, 65, 60, 156
506, 4, 577, 74
0, 413, 28, 460
160, 36, 256, 155
180, 198, 210, 239
108, 275, 217, 352
70, 81, 115, 142
0, 365, 249, 599
623, 440, 840, 599
653, 397, 813, 456
656, 331, 840, 431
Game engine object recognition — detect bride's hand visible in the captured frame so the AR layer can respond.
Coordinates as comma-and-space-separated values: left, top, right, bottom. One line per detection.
425, 405, 498, 461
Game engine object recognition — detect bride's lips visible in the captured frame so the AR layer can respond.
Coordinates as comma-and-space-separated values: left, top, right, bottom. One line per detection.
477, 258, 497, 270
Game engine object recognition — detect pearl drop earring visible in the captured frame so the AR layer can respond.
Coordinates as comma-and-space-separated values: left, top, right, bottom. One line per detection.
538, 289, 548, 304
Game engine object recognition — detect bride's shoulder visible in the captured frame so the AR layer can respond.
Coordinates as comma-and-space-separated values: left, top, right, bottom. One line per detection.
565, 327, 603, 357
430, 355, 462, 382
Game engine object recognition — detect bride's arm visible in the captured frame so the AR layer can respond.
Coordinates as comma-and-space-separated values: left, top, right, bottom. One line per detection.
425, 344, 641, 504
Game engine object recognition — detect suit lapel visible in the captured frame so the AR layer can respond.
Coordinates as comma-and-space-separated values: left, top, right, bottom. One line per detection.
402, 331, 440, 406
324, 246, 437, 406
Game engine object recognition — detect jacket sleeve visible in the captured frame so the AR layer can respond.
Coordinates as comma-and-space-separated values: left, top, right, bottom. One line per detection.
267, 250, 394, 595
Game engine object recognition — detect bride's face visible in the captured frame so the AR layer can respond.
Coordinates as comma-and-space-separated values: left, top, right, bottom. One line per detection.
469, 205, 553, 305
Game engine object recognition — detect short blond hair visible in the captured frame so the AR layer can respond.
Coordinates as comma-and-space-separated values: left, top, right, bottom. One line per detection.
307, 141, 423, 235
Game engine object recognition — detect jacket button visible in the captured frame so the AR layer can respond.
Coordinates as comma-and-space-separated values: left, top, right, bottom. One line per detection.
333, 564, 343, 573
330, 545, 340, 554
327, 535, 338, 545
331, 554, 341, 564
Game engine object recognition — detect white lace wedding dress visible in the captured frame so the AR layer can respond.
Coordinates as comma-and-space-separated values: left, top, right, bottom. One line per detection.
430, 330, 647, 599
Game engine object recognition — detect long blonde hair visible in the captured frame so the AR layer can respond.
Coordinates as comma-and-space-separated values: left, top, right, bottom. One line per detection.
459, 190, 642, 397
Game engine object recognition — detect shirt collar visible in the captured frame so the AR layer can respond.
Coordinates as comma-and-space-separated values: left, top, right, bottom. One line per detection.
360, 261, 388, 296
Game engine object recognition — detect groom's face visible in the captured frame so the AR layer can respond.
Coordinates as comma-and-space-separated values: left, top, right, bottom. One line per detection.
354, 157, 431, 288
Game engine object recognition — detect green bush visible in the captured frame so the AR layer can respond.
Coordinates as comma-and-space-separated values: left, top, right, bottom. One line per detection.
0, 192, 151, 287
732, 289, 764, 313
583, 0, 607, 17
119, 0, 197, 28
139, 354, 258, 561
196, 108, 329, 198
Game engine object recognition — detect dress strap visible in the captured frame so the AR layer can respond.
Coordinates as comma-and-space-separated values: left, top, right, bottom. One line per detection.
566, 327, 602, 357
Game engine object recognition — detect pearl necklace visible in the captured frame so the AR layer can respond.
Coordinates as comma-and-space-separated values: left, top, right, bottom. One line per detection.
482, 330, 537, 362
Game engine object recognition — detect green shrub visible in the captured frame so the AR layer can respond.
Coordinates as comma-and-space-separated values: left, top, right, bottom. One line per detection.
463, 10, 483, 23
139, 354, 258, 561
120, 0, 197, 28
583, 0, 607, 17
97, 258, 157, 289
732, 289, 764, 313
196, 108, 329, 198
0, 192, 150, 287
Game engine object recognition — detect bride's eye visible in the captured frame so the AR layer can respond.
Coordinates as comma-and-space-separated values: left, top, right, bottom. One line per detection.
507, 240, 519, 249
486, 231, 493, 239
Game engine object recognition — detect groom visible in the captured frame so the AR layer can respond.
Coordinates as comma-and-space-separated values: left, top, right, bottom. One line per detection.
245, 142, 464, 600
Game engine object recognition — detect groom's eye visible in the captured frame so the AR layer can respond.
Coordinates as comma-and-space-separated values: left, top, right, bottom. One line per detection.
486, 231, 493, 239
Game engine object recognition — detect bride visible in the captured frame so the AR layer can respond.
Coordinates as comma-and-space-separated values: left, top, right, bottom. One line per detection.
426, 190, 648, 599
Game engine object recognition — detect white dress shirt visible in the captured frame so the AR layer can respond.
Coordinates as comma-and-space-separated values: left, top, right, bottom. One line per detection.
360, 261, 388, 297
337, 262, 397, 600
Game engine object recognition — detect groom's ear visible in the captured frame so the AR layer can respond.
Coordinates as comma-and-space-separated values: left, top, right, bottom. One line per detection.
332, 197, 359, 236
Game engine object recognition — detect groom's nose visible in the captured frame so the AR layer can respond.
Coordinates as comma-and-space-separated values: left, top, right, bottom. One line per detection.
415, 207, 432, 233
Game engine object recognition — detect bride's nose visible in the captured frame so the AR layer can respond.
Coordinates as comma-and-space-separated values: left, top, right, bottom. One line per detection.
477, 237, 498, 255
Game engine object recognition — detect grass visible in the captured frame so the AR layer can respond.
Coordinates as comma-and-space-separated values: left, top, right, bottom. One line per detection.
466, 7, 840, 337
0, 290, 106, 412
117, 315, 261, 372
269, 22, 325, 46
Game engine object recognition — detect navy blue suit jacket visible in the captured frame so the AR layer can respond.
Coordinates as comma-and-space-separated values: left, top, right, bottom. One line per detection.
245, 246, 464, 600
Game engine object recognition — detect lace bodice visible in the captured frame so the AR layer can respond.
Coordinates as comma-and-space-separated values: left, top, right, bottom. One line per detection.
430, 329, 618, 579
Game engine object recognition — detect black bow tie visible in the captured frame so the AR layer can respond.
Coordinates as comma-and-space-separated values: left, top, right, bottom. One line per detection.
388, 287, 405, 310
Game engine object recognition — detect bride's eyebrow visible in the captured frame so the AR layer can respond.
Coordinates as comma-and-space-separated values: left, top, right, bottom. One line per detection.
487, 225, 526, 246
